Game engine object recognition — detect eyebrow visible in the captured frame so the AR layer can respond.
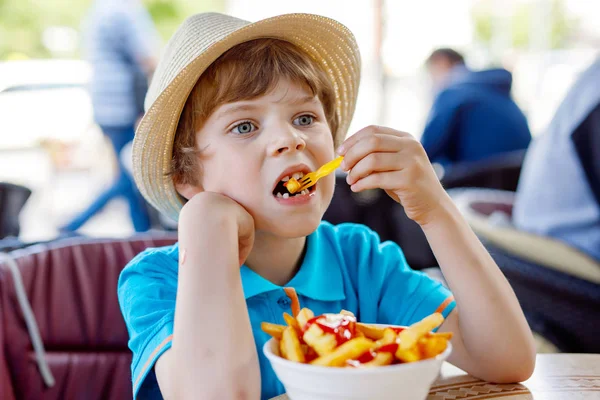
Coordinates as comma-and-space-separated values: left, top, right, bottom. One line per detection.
214, 104, 259, 120
283, 95, 320, 106
214, 95, 320, 120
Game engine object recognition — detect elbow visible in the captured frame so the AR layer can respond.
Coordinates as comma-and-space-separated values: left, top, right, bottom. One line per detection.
169, 357, 261, 400
483, 348, 536, 383
172, 383, 260, 400
495, 328, 537, 383
491, 358, 535, 383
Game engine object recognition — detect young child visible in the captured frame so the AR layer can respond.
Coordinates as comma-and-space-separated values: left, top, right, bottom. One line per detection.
118, 12, 535, 400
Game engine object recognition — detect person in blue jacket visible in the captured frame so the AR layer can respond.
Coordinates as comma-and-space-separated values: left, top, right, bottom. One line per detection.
421, 48, 531, 168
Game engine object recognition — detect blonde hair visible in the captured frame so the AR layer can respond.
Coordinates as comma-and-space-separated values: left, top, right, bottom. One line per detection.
170, 38, 338, 186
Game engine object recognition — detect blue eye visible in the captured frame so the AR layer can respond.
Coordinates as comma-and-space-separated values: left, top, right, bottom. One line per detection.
293, 115, 314, 126
231, 121, 257, 134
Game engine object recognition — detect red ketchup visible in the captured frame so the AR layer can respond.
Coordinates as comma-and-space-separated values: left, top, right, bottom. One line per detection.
304, 313, 357, 345
378, 343, 399, 354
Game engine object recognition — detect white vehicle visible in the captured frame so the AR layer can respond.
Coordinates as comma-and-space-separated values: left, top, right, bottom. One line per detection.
0, 59, 95, 150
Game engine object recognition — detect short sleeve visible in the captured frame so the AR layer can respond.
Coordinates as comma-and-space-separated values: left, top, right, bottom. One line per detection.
346, 225, 455, 327
118, 247, 179, 399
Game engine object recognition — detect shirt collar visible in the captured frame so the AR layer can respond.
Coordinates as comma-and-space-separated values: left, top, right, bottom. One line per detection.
240, 225, 346, 301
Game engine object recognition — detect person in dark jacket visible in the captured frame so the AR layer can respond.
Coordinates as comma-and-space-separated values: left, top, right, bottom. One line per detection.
421, 48, 532, 167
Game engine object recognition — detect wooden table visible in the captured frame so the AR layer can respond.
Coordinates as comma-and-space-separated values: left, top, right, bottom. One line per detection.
272, 354, 600, 399
429, 354, 599, 399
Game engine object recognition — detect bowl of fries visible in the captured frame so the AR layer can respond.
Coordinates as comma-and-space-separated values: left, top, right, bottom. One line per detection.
262, 308, 452, 400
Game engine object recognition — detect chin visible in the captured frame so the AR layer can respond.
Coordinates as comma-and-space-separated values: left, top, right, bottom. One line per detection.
257, 213, 323, 238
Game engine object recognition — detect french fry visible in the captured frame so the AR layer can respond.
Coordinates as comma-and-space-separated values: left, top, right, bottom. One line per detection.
374, 328, 397, 349
296, 308, 314, 330
267, 297, 449, 368
395, 346, 422, 363
280, 326, 305, 363
261, 322, 286, 340
356, 323, 386, 340
303, 323, 337, 356
361, 352, 394, 367
418, 336, 449, 359
283, 312, 301, 332
426, 331, 453, 340
310, 337, 374, 367
283, 287, 301, 317
398, 313, 444, 350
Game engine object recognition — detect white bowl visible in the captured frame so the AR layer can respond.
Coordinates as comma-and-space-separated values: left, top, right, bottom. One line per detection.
263, 330, 452, 400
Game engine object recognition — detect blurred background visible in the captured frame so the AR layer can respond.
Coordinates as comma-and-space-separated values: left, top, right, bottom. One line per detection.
1, 0, 599, 241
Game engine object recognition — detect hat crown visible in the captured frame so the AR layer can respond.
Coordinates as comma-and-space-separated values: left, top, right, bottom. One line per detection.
146, 13, 250, 111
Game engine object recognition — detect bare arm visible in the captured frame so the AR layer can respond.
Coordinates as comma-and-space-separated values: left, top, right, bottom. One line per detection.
425, 195, 536, 383
155, 193, 260, 399
338, 126, 536, 383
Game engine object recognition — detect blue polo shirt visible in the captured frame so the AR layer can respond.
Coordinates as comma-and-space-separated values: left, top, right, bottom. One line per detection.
118, 222, 455, 400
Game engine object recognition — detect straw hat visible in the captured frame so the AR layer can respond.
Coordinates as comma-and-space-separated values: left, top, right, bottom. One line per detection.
133, 12, 361, 221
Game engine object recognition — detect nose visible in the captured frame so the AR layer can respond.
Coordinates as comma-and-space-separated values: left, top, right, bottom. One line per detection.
269, 128, 306, 156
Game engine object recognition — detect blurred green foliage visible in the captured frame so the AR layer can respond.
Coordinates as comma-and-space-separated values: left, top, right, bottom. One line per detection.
473, 0, 576, 50
0, 0, 224, 60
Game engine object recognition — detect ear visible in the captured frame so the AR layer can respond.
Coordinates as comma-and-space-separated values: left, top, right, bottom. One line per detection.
175, 182, 203, 201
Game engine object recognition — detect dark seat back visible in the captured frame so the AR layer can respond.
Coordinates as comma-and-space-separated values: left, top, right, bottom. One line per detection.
0, 182, 32, 239
0, 234, 177, 400
440, 149, 526, 191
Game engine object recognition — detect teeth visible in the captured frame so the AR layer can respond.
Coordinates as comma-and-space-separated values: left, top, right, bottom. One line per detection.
281, 176, 290, 182
276, 189, 311, 199
292, 172, 303, 180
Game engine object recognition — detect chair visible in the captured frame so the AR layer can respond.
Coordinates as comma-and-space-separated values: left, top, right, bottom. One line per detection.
0, 233, 177, 400
451, 188, 600, 353
0, 182, 32, 239
439, 149, 526, 192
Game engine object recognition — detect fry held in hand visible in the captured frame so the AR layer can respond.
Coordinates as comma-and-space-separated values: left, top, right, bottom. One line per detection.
262, 303, 451, 368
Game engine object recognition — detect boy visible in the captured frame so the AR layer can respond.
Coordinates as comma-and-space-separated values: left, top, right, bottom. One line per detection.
118, 12, 535, 400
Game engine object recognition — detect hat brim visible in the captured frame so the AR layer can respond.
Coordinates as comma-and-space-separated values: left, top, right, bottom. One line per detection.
133, 13, 361, 221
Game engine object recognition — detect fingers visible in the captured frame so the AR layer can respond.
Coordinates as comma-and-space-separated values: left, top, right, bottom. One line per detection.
349, 170, 405, 192
340, 134, 407, 171
337, 125, 412, 156
345, 152, 400, 186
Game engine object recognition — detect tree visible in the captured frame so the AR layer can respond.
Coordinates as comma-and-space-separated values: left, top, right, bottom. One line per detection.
0, 0, 225, 60
472, 0, 576, 51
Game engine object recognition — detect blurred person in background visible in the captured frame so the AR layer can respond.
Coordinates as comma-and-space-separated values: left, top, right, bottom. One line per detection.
421, 48, 531, 168
514, 56, 600, 262
61, 0, 160, 233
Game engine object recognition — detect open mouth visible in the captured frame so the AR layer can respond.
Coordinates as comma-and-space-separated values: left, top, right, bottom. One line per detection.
272, 172, 316, 198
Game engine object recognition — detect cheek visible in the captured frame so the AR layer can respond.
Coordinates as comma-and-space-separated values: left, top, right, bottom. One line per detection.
201, 155, 262, 206
319, 172, 336, 202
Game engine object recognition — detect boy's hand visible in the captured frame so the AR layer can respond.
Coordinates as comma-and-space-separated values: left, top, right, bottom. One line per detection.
337, 125, 447, 226
179, 192, 255, 266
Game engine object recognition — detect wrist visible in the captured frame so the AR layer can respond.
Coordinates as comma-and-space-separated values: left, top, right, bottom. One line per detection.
419, 193, 462, 232
179, 205, 238, 249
